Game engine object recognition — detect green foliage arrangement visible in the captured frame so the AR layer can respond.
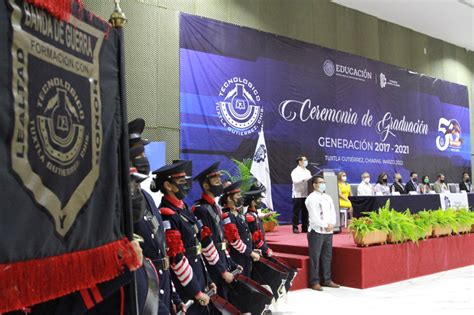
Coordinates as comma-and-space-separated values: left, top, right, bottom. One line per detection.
260, 208, 280, 225
348, 217, 379, 238
470, 211, 474, 226
220, 158, 254, 192
431, 208, 458, 232
454, 208, 473, 227
349, 200, 474, 246
366, 201, 391, 232
412, 210, 434, 239
221, 158, 280, 228
368, 201, 418, 243
388, 210, 419, 243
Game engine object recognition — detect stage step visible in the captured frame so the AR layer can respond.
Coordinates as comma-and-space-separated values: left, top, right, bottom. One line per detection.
272, 252, 308, 269
273, 252, 309, 291
268, 243, 308, 256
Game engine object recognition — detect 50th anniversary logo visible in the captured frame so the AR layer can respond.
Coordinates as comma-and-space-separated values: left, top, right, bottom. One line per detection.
9, 0, 104, 236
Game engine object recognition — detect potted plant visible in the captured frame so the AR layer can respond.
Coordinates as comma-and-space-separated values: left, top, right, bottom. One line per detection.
220, 158, 254, 192
453, 208, 473, 234
412, 210, 434, 240
349, 208, 389, 247
431, 209, 457, 237
383, 209, 419, 244
222, 158, 280, 232
470, 211, 474, 233
260, 208, 280, 232
368, 200, 417, 244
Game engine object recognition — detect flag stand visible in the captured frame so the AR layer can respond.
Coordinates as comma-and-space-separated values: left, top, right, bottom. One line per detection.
110, 2, 138, 314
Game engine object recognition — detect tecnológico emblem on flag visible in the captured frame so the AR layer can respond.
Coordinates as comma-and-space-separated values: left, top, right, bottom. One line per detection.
9, 0, 103, 236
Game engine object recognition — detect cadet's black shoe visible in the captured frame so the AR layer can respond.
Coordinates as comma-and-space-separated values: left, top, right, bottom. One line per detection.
292, 227, 300, 234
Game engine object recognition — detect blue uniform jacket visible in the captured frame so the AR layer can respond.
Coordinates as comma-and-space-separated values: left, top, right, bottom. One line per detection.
159, 195, 211, 315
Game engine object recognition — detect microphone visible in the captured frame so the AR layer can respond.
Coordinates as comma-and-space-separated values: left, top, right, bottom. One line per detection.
309, 162, 322, 173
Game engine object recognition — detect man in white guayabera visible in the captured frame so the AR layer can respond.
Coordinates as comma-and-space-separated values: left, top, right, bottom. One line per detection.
291, 155, 312, 234
305, 175, 340, 291
357, 172, 374, 196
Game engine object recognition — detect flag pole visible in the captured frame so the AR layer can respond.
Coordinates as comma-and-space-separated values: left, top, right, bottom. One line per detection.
110, 2, 138, 315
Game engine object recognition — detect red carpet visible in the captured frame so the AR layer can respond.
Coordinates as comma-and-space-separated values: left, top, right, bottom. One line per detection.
266, 225, 474, 289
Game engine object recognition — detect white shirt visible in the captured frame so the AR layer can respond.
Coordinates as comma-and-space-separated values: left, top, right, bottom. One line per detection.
374, 183, 390, 195
305, 190, 337, 234
357, 181, 374, 196
291, 166, 312, 198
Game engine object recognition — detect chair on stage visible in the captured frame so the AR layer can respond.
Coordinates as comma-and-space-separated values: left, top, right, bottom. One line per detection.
339, 208, 348, 228
448, 183, 459, 193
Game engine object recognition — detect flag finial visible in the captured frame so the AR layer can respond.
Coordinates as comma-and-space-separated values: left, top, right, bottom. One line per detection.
109, 0, 127, 27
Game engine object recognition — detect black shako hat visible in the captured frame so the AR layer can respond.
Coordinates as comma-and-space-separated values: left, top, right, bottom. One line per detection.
152, 160, 191, 183
223, 180, 242, 195
243, 182, 266, 199
129, 145, 144, 160
193, 161, 221, 183
128, 118, 150, 145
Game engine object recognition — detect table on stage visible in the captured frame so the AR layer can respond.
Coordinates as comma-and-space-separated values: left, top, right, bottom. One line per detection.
349, 193, 474, 218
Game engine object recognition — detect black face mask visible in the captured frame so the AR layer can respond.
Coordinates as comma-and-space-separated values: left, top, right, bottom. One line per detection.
209, 183, 224, 197
382, 178, 388, 183
133, 156, 150, 175
412, 178, 417, 182
234, 197, 243, 208
440, 179, 445, 183
173, 181, 190, 200
397, 178, 402, 183
131, 191, 146, 223
465, 178, 470, 183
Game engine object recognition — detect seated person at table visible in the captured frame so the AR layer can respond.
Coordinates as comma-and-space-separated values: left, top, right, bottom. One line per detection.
374, 173, 390, 195
405, 172, 419, 194
337, 171, 353, 218
433, 174, 448, 193
419, 175, 432, 194
459, 171, 471, 192
357, 172, 374, 196
390, 173, 405, 194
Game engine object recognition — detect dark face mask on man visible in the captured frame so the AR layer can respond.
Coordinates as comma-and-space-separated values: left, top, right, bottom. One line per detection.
208, 182, 224, 197
133, 156, 150, 175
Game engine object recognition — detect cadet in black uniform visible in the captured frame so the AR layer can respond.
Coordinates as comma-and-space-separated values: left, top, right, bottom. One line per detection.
129, 118, 185, 315
244, 182, 297, 298
192, 162, 240, 304
243, 182, 274, 258
152, 161, 214, 315
219, 181, 261, 277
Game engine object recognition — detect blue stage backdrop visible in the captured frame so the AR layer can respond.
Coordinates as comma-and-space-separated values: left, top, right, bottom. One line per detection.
179, 13, 470, 223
